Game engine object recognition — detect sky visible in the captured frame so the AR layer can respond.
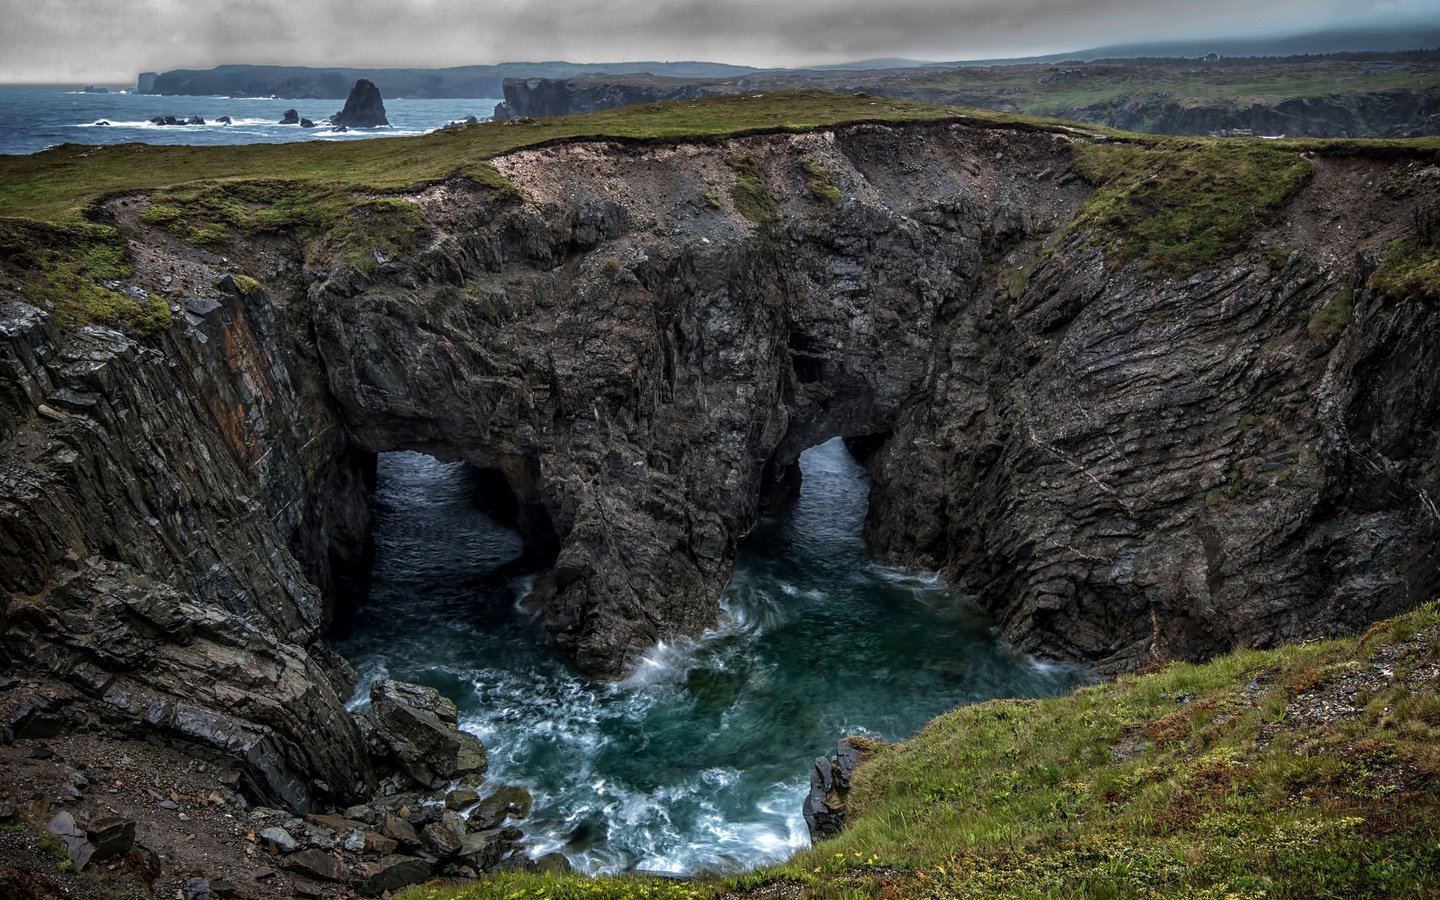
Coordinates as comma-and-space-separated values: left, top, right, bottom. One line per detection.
1, 0, 1438, 83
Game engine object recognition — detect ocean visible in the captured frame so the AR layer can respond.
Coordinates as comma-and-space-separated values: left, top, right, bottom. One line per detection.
0, 86, 500, 156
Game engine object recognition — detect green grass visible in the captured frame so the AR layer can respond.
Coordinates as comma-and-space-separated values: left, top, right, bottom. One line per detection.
902, 65, 1440, 119
1064, 139, 1314, 278
0, 217, 171, 333
727, 154, 777, 223
1369, 208, 1440, 304
801, 160, 843, 206
0, 91, 1013, 228
404, 602, 1440, 899
1308, 289, 1355, 339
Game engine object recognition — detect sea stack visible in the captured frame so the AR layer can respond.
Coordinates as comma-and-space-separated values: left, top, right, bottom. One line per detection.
332, 78, 389, 128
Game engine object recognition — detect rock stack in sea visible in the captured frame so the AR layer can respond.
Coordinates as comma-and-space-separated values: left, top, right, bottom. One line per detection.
331, 79, 389, 128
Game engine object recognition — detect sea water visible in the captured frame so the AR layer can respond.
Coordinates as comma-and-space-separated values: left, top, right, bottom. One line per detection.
330, 439, 1088, 875
0, 86, 499, 155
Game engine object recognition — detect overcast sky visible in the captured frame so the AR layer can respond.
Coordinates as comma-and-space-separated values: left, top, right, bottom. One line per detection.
1, 0, 1437, 83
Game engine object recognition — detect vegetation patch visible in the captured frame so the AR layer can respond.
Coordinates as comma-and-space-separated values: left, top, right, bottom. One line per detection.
728, 154, 777, 223
801, 160, 843, 206
0, 218, 170, 334
1066, 139, 1313, 278
1368, 206, 1440, 304
317, 197, 431, 276
1307, 288, 1355, 339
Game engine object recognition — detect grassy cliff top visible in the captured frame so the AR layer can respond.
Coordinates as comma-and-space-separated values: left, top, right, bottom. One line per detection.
0, 91, 1085, 227
402, 600, 1440, 899
1, 90, 1436, 335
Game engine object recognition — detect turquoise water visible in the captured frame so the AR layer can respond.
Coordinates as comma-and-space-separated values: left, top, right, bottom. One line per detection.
331, 439, 1088, 875
0, 86, 499, 155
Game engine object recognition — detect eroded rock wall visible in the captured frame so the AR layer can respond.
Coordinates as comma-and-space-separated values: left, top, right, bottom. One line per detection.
0, 280, 376, 809
2, 121, 1437, 800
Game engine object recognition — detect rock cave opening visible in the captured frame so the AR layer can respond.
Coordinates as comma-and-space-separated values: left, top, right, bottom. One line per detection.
327, 440, 1089, 875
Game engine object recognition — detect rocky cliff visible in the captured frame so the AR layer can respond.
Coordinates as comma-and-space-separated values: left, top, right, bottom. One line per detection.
494, 56, 1440, 138
3, 116, 1438, 815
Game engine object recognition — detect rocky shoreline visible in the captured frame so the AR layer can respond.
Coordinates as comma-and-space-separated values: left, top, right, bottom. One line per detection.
1, 672, 560, 898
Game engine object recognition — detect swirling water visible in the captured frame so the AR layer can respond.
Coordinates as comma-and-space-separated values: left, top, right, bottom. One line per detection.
0, 86, 499, 155
331, 439, 1088, 875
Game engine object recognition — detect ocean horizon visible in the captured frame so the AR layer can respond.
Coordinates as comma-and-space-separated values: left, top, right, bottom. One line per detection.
0, 85, 500, 155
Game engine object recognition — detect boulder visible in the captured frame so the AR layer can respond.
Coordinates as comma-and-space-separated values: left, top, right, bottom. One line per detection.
259, 826, 299, 854
361, 831, 398, 855
472, 785, 532, 828
85, 817, 135, 859
536, 852, 572, 874
46, 811, 95, 870
331, 78, 389, 128
357, 855, 431, 895
444, 788, 479, 810
368, 680, 487, 789
279, 109, 299, 125
380, 813, 420, 847
184, 116, 206, 126
420, 817, 460, 852
283, 849, 347, 882
216, 116, 232, 125
299, 118, 316, 128
455, 829, 502, 872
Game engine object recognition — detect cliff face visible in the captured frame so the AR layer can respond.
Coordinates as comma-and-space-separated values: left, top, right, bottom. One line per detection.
0, 282, 376, 809
3, 121, 1438, 800
496, 75, 1440, 139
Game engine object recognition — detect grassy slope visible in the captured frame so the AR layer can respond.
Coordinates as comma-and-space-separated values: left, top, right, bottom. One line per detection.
0, 91, 1061, 226
404, 602, 1440, 899
900, 65, 1440, 117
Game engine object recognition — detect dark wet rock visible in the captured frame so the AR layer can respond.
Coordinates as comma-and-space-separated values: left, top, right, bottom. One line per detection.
361, 830, 397, 855
368, 680, 487, 789
94, 120, 109, 126
279, 109, 299, 124
185, 116, 206, 126
4, 122, 1440, 840
444, 788, 479, 810
85, 817, 136, 859
216, 116, 232, 125
9, 694, 65, 739
259, 826, 300, 853
184, 878, 211, 900
420, 817, 460, 852
456, 829, 503, 872
835, 739, 863, 791
46, 810, 96, 870
380, 813, 420, 847
299, 118, 316, 128
536, 852, 573, 874
472, 786, 532, 828
331, 79, 389, 128
283, 848, 348, 882
305, 812, 365, 834
357, 855, 431, 895
343, 829, 366, 852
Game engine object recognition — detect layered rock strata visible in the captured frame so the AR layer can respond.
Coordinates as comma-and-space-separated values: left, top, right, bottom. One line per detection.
2, 119, 1438, 810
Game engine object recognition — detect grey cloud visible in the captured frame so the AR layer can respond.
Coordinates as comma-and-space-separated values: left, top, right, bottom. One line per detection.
1, 0, 1437, 83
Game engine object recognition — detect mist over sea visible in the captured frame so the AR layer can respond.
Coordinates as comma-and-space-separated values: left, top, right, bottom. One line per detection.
0, 86, 500, 155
